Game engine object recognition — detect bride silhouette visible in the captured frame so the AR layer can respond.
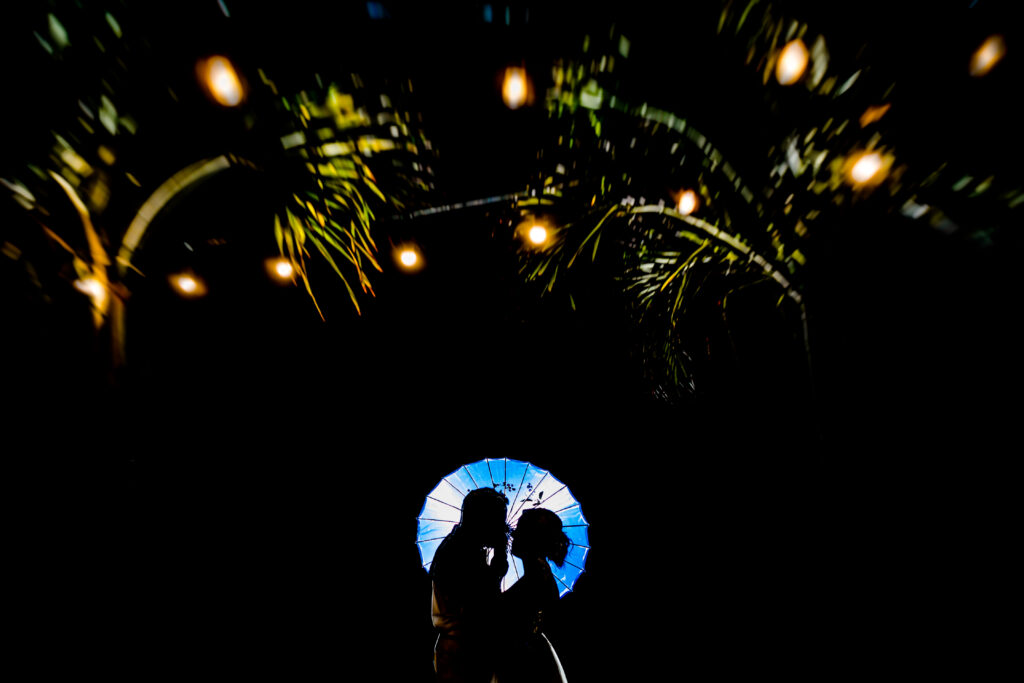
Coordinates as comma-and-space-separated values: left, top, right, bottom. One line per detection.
493, 508, 571, 683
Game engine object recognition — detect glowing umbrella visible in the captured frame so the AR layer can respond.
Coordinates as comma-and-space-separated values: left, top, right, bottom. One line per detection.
417, 458, 589, 597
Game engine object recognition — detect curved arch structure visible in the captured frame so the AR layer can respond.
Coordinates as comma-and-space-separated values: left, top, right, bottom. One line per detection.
116, 155, 233, 276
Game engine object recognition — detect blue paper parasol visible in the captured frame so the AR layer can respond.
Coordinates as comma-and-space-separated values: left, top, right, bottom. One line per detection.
417, 458, 589, 598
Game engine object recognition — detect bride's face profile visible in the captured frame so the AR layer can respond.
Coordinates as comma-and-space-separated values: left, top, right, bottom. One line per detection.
509, 512, 544, 560
509, 526, 528, 560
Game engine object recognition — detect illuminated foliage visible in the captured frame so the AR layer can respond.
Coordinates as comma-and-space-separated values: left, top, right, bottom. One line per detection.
1, 2, 1019, 413
514, 26, 806, 397
265, 75, 434, 316
506, 3, 1020, 401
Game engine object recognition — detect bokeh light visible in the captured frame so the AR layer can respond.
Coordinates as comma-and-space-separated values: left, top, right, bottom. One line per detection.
677, 190, 698, 215
394, 244, 423, 271
528, 225, 548, 245
266, 257, 294, 281
850, 154, 882, 183
845, 150, 892, 187
970, 35, 1006, 77
859, 103, 891, 128
200, 56, 244, 106
171, 273, 206, 297
776, 39, 809, 85
502, 67, 528, 109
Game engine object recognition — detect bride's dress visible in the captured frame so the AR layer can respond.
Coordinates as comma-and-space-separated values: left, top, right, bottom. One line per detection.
493, 558, 569, 683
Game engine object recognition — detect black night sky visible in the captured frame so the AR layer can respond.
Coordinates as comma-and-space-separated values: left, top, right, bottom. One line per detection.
4, 2, 1019, 680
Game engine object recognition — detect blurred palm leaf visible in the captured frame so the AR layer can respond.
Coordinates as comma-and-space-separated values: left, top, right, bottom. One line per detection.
517, 24, 809, 397
268, 77, 434, 317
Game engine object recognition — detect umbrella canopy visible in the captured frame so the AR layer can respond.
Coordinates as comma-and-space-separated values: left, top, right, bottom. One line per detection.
417, 458, 589, 597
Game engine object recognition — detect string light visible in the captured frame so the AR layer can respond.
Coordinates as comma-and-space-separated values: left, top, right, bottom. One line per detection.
845, 150, 892, 188
267, 257, 294, 281
395, 244, 423, 271
502, 67, 528, 109
677, 190, 699, 215
970, 35, 1006, 77
776, 39, 809, 85
199, 56, 244, 106
171, 273, 206, 297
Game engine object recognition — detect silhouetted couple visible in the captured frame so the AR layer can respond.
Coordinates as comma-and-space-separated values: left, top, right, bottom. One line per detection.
430, 488, 570, 683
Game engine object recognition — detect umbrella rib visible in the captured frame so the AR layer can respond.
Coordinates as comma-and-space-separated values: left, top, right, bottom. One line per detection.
418, 517, 459, 523
461, 465, 480, 490
426, 495, 463, 513
486, 458, 500, 489
517, 483, 568, 517
416, 536, 450, 543
442, 477, 466, 497
545, 484, 568, 504
563, 558, 586, 571
507, 462, 531, 522
511, 471, 549, 519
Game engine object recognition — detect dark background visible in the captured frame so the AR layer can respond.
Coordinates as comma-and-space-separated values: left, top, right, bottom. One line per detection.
5, 1, 1018, 679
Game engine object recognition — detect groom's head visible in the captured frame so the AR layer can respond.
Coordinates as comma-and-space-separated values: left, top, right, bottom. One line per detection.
459, 487, 509, 546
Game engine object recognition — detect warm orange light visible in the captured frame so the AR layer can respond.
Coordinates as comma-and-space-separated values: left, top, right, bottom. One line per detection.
171, 273, 206, 297
265, 258, 295, 282
970, 35, 1006, 77
528, 225, 548, 245
677, 190, 698, 215
201, 56, 244, 106
275, 260, 293, 278
859, 103, 891, 128
395, 244, 423, 271
74, 277, 107, 308
850, 152, 883, 184
776, 39, 809, 85
844, 150, 892, 188
502, 67, 528, 109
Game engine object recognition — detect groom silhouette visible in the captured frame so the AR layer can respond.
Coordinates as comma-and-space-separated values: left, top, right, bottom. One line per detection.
430, 487, 510, 683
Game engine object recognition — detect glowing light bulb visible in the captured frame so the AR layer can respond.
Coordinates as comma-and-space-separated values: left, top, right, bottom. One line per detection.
677, 190, 698, 215
528, 225, 548, 245
850, 152, 883, 184
970, 35, 1006, 77
171, 273, 206, 297
266, 258, 295, 282
400, 249, 418, 267
502, 68, 528, 109
202, 56, 244, 106
776, 39, 809, 85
